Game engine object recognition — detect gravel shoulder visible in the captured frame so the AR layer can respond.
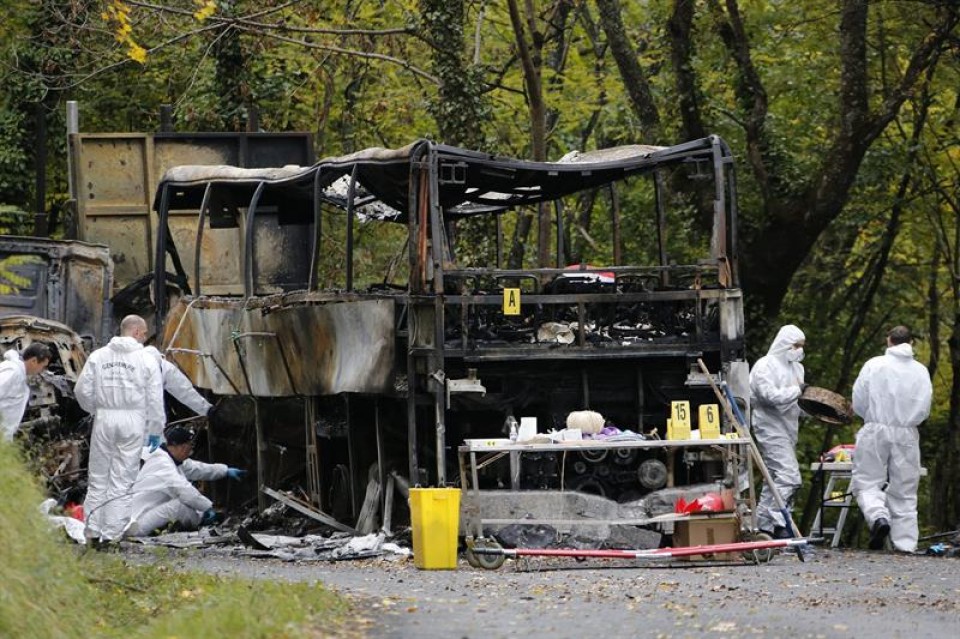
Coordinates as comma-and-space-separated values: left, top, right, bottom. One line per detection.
125, 545, 960, 639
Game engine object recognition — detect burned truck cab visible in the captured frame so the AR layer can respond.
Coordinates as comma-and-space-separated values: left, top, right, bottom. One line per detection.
0, 237, 114, 494
152, 135, 748, 520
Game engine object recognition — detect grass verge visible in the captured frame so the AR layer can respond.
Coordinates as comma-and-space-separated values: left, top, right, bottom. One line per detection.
1, 441, 354, 638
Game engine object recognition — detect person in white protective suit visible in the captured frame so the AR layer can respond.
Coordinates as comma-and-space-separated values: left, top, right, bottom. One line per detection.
749, 324, 806, 538
852, 325, 932, 552
0, 343, 52, 441
125, 426, 246, 536
142, 345, 217, 422
75, 315, 165, 546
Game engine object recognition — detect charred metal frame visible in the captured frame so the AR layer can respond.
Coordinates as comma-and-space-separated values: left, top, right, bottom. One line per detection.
152, 135, 747, 512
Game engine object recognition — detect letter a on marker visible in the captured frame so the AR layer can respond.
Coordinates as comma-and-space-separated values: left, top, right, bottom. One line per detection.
503, 288, 520, 315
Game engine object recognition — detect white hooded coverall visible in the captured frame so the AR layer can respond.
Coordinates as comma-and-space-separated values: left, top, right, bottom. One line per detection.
851, 343, 932, 552
143, 346, 212, 417
749, 325, 805, 532
126, 447, 227, 536
75, 336, 165, 542
0, 350, 29, 441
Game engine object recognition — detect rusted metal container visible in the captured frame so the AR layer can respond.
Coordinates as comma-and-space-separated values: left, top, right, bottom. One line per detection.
799, 386, 854, 424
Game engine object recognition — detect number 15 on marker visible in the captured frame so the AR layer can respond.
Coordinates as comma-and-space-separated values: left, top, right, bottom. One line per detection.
671, 400, 691, 430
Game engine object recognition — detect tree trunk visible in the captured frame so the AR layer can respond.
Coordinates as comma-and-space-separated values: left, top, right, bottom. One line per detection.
419, 0, 486, 149
934, 316, 960, 529
421, 0, 491, 265
668, 0, 706, 142
594, 0, 659, 143
928, 249, 941, 379
213, 0, 251, 132
506, 0, 548, 268
506, 0, 547, 162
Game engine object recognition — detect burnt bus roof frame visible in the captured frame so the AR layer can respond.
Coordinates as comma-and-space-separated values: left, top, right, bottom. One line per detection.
152, 135, 739, 298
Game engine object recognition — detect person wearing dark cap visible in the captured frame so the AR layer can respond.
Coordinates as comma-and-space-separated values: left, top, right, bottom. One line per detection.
124, 425, 246, 536
851, 325, 933, 552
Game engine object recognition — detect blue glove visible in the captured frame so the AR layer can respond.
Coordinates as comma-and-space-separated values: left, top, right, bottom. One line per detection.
226, 467, 247, 481
200, 508, 219, 526
147, 434, 162, 452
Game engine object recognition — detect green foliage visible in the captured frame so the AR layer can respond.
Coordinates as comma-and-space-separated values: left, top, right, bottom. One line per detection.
0, 442, 92, 639
419, 0, 489, 149
0, 109, 31, 201
0, 206, 38, 293
0, 254, 40, 295
93, 561, 347, 639
1, 0, 959, 527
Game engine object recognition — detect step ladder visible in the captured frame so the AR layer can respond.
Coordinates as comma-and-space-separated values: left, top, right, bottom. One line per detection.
808, 462, 856, 548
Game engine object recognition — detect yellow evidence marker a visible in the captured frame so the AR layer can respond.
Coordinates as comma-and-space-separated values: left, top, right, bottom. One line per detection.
669, 401, 692, 440
699, 404, 721, 440
503, 288, 521, 316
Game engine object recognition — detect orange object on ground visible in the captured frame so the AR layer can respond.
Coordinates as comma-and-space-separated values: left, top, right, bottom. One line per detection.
64, 502, 84, 522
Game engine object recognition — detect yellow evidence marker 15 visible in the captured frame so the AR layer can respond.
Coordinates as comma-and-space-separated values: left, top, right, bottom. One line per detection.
669, 401, 692, 440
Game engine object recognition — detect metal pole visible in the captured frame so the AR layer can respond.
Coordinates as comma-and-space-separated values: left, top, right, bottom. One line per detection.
193, 183, 212, 296
65, 101, 79, 240
554, 199, 564, 268
244, 182, 265, 296
405, 148, 426, 486
305, 397, 323, 508
654, 170, 668, 287
66, 101, 79, 134
159, 105, 173, 132
426, 146, 447, 485
154, 185, 171, 330
33, 103, 48, 237
375, 398, 386, 524
345, 165, 358, 292
308, 170, 322, 291
609, 183, 622, 266
496, 213, 503, 269
254, 399, 265, 512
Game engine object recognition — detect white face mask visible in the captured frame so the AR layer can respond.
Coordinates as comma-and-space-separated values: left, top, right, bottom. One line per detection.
786, 347, 804, 363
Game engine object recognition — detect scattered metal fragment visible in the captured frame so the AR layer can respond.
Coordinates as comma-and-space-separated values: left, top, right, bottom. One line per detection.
262, 486, 360, 535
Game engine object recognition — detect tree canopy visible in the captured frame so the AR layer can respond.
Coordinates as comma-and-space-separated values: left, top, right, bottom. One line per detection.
2, 0, 959, 528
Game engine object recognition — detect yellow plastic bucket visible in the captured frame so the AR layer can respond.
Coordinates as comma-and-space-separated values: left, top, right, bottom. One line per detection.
409, 487, 461, 569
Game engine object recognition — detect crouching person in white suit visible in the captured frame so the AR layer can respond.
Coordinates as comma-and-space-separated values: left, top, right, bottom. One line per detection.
125, 426, 245, 536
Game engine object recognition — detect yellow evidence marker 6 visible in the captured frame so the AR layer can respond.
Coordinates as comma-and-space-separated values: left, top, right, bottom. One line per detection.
699, 404, 721, 439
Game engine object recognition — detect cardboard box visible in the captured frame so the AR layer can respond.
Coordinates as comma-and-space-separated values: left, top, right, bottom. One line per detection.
673, 516, 739, 560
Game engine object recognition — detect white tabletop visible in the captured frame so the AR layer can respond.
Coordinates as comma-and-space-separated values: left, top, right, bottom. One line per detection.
460, 437, 751, 453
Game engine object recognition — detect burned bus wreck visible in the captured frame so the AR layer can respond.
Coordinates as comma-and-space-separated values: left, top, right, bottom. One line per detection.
152, 136, 748, 527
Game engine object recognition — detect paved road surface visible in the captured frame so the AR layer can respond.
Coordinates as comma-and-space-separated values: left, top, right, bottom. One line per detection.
133, 545, 960, 639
